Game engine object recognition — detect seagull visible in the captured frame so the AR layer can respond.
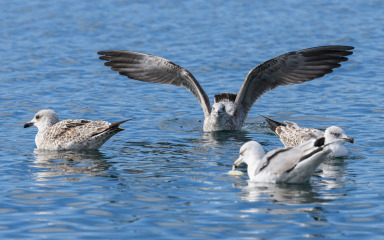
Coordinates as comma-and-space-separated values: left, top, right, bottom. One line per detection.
98, 46, 354, 132
263, 116, 354, 157
24, 109, 134, 150
233, 138, 332, 184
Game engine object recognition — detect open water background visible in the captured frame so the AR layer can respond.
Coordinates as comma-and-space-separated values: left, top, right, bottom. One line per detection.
1, 0, 384, 239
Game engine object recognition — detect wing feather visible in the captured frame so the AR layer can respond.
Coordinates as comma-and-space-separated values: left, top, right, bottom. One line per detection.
234, 46, 354, 119
98, 50, 211, 117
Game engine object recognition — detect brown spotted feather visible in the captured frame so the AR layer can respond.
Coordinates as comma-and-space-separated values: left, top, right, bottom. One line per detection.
25, 110, 134, 150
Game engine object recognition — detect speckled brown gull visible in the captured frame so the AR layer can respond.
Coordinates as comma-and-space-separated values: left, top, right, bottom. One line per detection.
24, 109, 134, 150
98, 46, 354, 132
263, 116, 354, 157
233, 138, 333, 184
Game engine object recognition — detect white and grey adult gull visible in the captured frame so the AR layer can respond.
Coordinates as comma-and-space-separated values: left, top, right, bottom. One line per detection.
263, 116, 354, 157
24, 109, 134, 150
233, 138, 333, 184
98, 46, 354, 132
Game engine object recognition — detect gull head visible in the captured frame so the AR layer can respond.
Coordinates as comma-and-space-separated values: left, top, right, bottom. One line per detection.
233, 141, 265, 169
211, 102, 226, 117
203, 93, 237, 131
324, 126, 354, 144
24, 109, 59, 131
204, 101, 237, 131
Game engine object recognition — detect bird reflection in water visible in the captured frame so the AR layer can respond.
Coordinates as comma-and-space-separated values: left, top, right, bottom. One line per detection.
315, 157, 348, 190
202, 130, 253, 145
32, 149, 110, 182
233, 181, 328, 222
235, 181, 318, 204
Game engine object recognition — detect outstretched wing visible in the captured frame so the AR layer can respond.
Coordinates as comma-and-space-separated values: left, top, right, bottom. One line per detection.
98, 50, 211, 117
234, 46, 354, 119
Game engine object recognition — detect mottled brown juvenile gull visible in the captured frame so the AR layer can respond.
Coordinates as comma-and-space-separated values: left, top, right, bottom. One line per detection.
263, 116, 354, 157
24, 109, 134, 150
232, 138, 333, 184
98, 46, 354, 132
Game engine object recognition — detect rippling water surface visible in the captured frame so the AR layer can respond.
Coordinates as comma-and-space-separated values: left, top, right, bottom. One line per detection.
1, 0, 384, 239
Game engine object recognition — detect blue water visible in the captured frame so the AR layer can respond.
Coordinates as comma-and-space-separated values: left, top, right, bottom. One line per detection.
1, 0, 384, 239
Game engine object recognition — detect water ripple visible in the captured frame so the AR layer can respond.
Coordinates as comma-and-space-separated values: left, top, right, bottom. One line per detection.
0, 0, 383, 239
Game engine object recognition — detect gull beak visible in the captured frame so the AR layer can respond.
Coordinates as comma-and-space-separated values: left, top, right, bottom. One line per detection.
24, 122, 34, 128
233, 156, 244, 170
343, 137, 355, 144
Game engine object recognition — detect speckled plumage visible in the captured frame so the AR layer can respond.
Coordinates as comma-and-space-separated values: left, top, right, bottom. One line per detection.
24, 109, 133, 150
263, 117, 354, 157
98, 46, 354, 132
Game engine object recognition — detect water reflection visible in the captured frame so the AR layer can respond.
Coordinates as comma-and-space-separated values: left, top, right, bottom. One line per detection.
315, 157, 348, 190
32, 149, 110, 181
234, 181, 329, 223
202, 131, 253, 144
236, 181, 319, 204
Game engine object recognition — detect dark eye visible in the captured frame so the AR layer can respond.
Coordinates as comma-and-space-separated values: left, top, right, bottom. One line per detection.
36, 115, 40, 120
332, 132, 340, 137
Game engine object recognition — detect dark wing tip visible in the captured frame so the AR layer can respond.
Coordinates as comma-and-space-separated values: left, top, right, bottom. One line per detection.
287, 45, 354, 80
299, 45, 354, 57
99, 56, 112, 61
98, 50, 117, 57
300, 45, 354, 51
314, 137, 325, 147
98, 50, 124, 56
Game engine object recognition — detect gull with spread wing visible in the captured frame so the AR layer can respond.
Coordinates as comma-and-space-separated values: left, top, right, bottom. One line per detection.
98, 46, 353, 132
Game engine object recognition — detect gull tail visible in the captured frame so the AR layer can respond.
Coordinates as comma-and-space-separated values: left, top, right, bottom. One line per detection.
260, 115, 286, 133
91, 117, 136, 137
109, 117, 136, 129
